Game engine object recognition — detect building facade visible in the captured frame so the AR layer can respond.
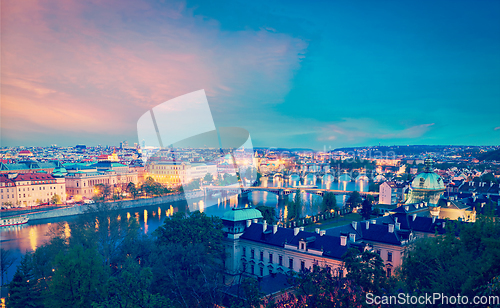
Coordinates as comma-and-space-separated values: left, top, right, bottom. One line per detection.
0, 173, 66, 208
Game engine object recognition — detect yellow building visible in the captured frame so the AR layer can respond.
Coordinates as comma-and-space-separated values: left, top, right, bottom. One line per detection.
0, 173, 66, 208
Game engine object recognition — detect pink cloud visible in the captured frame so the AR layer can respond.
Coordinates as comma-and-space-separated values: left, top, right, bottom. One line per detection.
1, 0, 307, 144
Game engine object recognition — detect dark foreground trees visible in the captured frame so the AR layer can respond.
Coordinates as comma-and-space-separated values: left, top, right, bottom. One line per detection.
6, 205, 225, 308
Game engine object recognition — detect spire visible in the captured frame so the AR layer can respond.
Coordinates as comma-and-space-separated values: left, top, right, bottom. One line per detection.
424, 157, 434, 173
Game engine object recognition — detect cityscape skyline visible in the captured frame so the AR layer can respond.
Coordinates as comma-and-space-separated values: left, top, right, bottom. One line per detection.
1, 0, 499, 149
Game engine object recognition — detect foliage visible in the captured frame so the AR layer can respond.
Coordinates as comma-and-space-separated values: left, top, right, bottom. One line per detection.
1, 248, 16, 286
126, 182, 139, 199
398, 215, 500, 303
360, 198, 372, 220
7, 253, 43, 308
321, 192, 338, 213
50, 194, 61, 205
286, 191, 302, 221
256, 205, 276, 224
342, 248, 387, 295
346, 191, 362, 211
265, 265, 366, 308
231, 277, 263, 308
203, 172, 213, 182
45, 245, 108, 308
94, 257, 173, 308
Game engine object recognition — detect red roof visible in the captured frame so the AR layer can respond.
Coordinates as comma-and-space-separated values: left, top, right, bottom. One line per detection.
13, 173, 55, 181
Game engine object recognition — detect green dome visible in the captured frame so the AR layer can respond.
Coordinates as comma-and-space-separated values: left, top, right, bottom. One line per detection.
222, 207, 263, 222
411, 172, 445, 190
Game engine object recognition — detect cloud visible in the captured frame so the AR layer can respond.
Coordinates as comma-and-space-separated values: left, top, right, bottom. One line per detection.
0, 0, 307, 145
495, 127, 500, 131
318, 119, 435, 144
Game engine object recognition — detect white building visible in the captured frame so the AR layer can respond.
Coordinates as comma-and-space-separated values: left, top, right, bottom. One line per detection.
0, 173, 66, 207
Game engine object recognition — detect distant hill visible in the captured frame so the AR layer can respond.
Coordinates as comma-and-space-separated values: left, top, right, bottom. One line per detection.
477, 149, 500, 162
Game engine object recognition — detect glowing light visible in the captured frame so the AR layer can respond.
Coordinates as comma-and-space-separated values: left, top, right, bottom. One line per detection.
29, 227, 38, 251
127, 212, 131, 220
64, 222, 71, 239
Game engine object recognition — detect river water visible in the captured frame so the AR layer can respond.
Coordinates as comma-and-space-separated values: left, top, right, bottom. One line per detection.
0, 180, 367, 284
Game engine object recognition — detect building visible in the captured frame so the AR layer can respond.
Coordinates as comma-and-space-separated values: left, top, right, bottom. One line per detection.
221, 207, 455, 282
0, 160, 65, 175
64, 162, 138, 200
147, 161, 217, 185
223, 208, 369, 284
0, 172, 66, 208
405, 158, 445, 217
379, 181, 406, 205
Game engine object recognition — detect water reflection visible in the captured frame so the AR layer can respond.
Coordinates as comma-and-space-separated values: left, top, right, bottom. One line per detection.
1, 179, 370, 284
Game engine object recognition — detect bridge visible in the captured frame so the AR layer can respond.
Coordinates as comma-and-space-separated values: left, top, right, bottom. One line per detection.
203, 185, 378, 200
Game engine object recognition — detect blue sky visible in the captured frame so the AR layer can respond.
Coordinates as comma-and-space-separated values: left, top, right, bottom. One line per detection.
1, 0, 499, 149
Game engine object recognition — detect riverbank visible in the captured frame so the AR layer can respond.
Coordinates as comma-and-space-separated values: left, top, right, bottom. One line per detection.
1, 190, 204, 221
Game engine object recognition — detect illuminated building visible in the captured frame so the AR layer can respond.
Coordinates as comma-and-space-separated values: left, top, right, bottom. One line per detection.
0, 173, 66, 207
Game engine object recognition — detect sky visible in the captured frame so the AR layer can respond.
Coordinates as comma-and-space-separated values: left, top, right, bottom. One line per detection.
1, 0, 499, 150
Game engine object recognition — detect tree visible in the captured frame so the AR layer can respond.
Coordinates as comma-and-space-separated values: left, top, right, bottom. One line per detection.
1, 248, 15, 286
398, 215, 500, 300
342, 248, 387, 295
151, 211, 225, 307
286, 191, 302, 221
346, 191, 362, 211
321, 192, 338, 213
94, 257, 173, 308
203, 172, 213, 183
50, 194, 61, 205
7, 253, 43, 308
126, 182, 139, 199
233, 277, 263, 308
45, 245, 108, 308
256, 206, 276, 224
360, 198, 372, 220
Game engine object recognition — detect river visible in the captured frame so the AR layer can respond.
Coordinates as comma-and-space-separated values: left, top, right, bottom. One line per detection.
0, 179, 367, 285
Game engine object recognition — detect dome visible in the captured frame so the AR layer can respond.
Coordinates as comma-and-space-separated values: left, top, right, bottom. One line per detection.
222, 207, 263, 222
410, 158, 445, 191
411, 172, 445, 190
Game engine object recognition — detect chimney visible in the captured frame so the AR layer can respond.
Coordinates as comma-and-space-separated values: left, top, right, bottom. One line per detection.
366, 221, 370, 229
253, 218, 258, 223
340, 235, 347, 246
315, 228, 320, 234
413, 214, 417, 221
388, 224, 394, 233
273, 224, 278, 234
246, 219, 252, 227
352, 221, 357, 230
294, 227, 300, 236
405, 206, 409, 211
320, 230, 326, 236
396, 222, 401, 230
432, 216, 436, 223
263, 221, 267, 232
447, 201, 451, 207
442, 222, 446, 228
395, 217, 398, 224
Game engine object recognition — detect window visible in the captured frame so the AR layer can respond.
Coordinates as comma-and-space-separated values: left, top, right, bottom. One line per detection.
376, 250, 381, 256
387, 268, 392, 277
251, 265, 254, 275
260, 251, 264, 261
279, 255, 283, 266
260, 267, 263, 276
242, 247, 246, 257
269, 253, 273, 264
387, 252, 392, 262
300, 243, 305, 250
243, 263, 247, 272
289, 258, 294, 269
251, 249, 254, 259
